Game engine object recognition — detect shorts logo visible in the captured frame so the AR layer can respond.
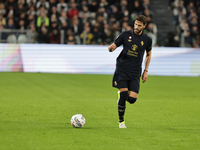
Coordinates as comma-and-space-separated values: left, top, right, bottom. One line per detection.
114, 81, 117, 86
128, 36, 132, 42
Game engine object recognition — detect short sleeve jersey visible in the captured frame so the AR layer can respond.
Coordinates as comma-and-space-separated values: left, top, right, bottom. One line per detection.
114, 30, 152, 76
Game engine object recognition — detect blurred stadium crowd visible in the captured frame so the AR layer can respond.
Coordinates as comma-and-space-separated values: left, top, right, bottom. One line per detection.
169, 0, 200, 47
0, 0, 199, 47
0, 0, 157, 45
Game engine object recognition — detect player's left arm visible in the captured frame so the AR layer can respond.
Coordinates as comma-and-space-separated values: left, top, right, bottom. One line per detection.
142, 50, 152, 83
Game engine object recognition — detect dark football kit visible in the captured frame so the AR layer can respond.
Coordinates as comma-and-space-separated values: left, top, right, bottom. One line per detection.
112, 30, 152, 93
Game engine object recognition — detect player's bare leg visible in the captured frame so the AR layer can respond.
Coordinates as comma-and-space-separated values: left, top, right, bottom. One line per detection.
127, 91, 138, 104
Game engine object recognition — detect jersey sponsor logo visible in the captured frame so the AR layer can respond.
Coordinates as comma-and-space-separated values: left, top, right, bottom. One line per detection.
127, 44, 138, 57
141, 41, 144, 46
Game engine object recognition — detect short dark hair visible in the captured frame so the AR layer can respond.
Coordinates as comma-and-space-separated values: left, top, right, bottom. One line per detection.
135, 15, 147, 25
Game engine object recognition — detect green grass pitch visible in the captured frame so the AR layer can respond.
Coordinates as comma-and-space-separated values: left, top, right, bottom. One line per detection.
0, 72, 199, 150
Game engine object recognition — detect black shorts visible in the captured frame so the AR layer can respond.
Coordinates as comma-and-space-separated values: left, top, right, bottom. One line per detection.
112, 70, 140, 93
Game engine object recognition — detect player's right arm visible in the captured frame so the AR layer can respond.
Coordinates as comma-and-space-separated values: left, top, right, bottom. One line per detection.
108, 43, 117, 52
108, 31, 124, 52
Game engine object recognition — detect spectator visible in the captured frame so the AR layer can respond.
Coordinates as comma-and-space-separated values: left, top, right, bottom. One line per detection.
36, 0, 50, 11
27, 13, 35, 27
0, 3, 6, 16
49, 21, 58, 32
190, 25, 199, 39
50, 14, 58, 24
186, 1, 196, 15
0, 14, 6, 26
92, 26, 101, 44
188, 9, 198, 21
110, 21, 120, 39
66, 35, 75, 44
65, 28, 74, 41
146, 23, 157, 46
5, 4, 15, 20
180, 22, 190, 46
38, 26, 50, 43
49, 29, 60, 44
0, 24, 8, 41
96, 6, 108, 23
143, 0, 151, 10
27, 5, 36, 16
193, 35, 200, 48
121, 21, 128, 32
26, 23, 38, 43
80, 26, 93, 44
143, 8, 152, 19
17, 19, 26, 30
68, 0, 76, 9
99, 0, 109, 10
184, 30, 193, 47
110, 5, 123, 22
101, 28, 114, 45
14, 3, 26, 20
189, 16, 199, 29
18, 12, 28, 26
60, 21, 69, 32
5, 18, 16, 29
88, 0, 99, 12
165, 31, 179, 47
120, 15, 132, 28
77, 0, 88, 11
70, 16, 82, 35
17, 0, 26, 7
173, 0, 186, 29
67, 2, 79, 20
49, 0, 57, 10
5, 0, 16, 13
36, 6, 48, 16
131, 0, 143, 15
126, 25, 132, 31
59, 10, 68, 25
26, 0, 37, 7
57, 0, 68, 14
37, 11, 49, 28
79, 5, 90, 24
95, 15, 104, 32
48, 6, 59, 19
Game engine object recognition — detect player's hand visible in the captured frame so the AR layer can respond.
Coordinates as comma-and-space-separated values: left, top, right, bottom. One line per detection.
108, 43, 117, 52
108, 48, 114, 52
142, 71, 148, 83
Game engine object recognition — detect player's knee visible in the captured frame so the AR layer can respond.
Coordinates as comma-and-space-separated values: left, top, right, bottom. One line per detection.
118, 91, 128, 106
127, 96, 137, 104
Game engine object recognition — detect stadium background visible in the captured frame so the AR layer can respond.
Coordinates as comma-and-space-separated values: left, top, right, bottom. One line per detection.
0, 0, 200, 150
0, 0, 200, 75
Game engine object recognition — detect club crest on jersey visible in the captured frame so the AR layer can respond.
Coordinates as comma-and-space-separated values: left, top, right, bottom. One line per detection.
141, 41, 144, 46
128, 36, 132, 42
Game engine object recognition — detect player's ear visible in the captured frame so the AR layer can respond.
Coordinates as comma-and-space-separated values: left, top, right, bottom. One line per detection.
143, 23, 147, 28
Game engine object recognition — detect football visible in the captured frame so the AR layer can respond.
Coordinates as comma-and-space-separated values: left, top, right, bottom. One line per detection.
71, 114, 86, 128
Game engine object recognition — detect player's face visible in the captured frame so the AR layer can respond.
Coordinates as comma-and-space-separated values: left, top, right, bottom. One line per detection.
134, 20, 146, 35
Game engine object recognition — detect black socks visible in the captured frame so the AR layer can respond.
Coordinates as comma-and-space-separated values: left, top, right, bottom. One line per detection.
118, 91, 128, 122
